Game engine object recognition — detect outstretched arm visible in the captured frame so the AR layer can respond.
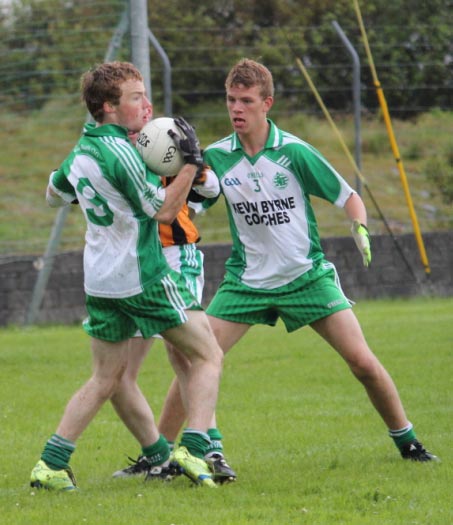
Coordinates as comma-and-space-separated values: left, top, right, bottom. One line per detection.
344, 192, 367, 225
344, 192, 371, 267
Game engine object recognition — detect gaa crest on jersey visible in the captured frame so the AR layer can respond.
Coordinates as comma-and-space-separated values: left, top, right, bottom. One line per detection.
273, 172, 289, 189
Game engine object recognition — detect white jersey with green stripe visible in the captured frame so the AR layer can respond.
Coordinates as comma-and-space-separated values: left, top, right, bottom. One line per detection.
203, 119, 355, 290
48, 124, 169, 298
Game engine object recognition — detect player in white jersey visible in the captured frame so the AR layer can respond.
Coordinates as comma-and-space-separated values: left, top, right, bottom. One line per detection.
30, 62, 224, 491
157, 58, 437, 463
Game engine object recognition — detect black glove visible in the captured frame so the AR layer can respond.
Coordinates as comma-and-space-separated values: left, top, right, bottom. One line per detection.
167, 116, 203, 168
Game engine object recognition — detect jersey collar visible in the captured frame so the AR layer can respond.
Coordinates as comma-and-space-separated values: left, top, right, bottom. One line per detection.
231, 118, 282, 152
84, 123, 129, 139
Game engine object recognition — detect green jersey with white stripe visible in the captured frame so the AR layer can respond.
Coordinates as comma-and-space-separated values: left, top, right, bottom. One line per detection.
49, 124, 169, 298
203, 119, 355, 290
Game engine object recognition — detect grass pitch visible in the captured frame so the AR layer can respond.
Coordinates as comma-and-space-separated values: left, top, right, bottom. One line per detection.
1, 298, 452, 524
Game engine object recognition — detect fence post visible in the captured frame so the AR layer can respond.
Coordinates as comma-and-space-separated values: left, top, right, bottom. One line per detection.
148, 28, 172, 116
130, 0, 151, 98
24, 206, 70, 325
332, 20, 362, 195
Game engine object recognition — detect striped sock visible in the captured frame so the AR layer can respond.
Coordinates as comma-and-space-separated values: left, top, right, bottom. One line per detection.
41, 434, 75, 470
142, 434, 170, 466
179, 428, 211, 459
388, 422, 416, 449
205, 427, 224, 456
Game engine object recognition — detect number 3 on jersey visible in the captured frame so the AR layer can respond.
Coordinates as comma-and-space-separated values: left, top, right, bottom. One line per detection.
77, 178, 114, 226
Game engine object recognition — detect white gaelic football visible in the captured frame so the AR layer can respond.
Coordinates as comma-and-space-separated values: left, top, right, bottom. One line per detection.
136, 117, 184, 177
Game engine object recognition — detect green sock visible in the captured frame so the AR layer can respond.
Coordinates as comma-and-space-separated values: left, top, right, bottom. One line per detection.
142, 434, 170, 467
389, 422, 416, 449
205, 427, 224, 456
41, 434, 75, 470
179, 429, 211, 459
167, 440, 175, 453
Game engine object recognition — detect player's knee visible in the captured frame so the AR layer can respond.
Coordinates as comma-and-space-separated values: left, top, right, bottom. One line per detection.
202, 330, 224, 362
93, 362, 129, 400
349, 354, 380, 383
115, 370, 136, 391
190, 339, 224, 370
210, 343, 224, 369
92, 378, 119, 401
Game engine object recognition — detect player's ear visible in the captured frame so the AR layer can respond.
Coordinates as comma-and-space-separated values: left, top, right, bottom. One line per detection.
103, 101, 116, 114
263, 95, 274, 112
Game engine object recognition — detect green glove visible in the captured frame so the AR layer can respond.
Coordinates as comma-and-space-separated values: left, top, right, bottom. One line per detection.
351, 219, 371, 267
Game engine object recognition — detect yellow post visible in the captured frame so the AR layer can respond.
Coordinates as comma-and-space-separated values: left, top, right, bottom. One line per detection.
293, 54, 419, 280
353, 0, 431, 274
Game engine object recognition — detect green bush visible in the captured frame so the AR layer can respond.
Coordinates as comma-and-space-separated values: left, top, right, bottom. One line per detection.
424, 148, 453, 205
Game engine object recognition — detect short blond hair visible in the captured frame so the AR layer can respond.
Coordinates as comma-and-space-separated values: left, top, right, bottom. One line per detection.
225, 58, 274, 99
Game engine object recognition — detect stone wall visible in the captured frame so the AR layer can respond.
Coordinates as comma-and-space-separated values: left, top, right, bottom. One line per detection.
1, 231, 452, 327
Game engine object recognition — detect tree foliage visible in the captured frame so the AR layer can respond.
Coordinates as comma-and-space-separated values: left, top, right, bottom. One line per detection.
0, 0, 452, 117
0, 0, 126, 110
149, 0, 453, 117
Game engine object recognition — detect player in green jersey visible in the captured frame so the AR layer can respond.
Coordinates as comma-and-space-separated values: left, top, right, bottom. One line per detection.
110, 121, 236, 484
157, 58, 437, 464
30, 62, 223, 491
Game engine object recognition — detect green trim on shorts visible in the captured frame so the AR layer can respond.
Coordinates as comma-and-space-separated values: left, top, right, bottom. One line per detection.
206, 260, 352, 333
179, 244, 204, 302
83, 269, 202, 342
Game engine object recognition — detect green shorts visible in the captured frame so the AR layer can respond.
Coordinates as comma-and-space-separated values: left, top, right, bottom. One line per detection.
163, 244, 204, 303
83, 269, 202, 342
206, 261, 352, 333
